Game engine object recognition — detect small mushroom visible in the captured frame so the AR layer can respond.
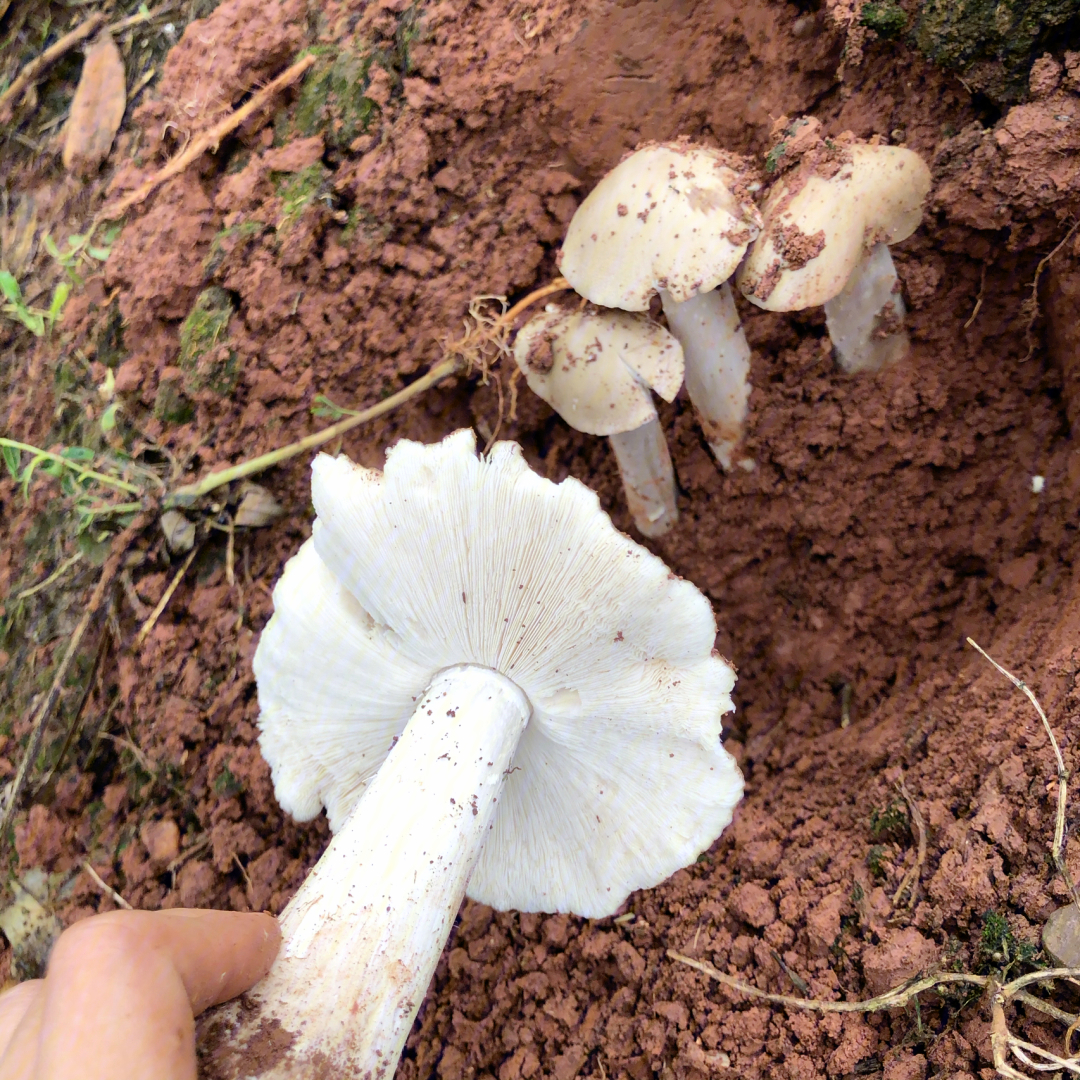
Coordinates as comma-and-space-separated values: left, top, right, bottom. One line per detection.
513, 305, 684, 536
559, 141, 763, 469
736, 130, 931, 373
207, 429, 743, 1078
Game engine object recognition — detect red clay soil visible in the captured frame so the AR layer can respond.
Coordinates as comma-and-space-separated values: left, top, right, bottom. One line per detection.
3, 1, 1080, 1079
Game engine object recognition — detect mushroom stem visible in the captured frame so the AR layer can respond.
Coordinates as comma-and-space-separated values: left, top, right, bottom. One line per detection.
823, 243, 910, 374
203, 664, 530, 1079
608, 418, 679, 538
660, 284, 752, 471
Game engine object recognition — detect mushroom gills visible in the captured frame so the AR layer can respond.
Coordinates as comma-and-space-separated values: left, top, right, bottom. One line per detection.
608, 419, 679, 538
823, 242, 910, 374
217, 664, 530, 1079
661, 284, 752, 471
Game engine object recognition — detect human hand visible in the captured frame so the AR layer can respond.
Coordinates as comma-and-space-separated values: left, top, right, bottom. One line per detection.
0, 908, 280, 1080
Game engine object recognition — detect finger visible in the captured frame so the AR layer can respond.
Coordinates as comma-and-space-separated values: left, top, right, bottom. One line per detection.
0, 981, 41, 1060
143, 909, 281, 1014
21, 910, 280, 1080
0, 982, 44, 1080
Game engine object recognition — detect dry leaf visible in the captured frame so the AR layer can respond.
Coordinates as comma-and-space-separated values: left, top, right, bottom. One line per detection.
62, 33, 126, 176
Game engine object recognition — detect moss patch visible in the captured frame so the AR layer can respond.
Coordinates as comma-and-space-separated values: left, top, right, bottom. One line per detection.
274, 164, 330, 234
914, 0, 1080, 102
178, 287, 238, 397
292, 46, 379, 150
862, 1, 908, 39
287, 6, 422, 149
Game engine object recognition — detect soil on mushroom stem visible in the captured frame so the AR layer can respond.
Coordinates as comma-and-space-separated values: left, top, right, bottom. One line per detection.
3, 0, 1080, 1078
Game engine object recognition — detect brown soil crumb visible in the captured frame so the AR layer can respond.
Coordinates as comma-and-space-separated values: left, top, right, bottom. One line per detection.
872, 300, 905, 338
774, 224, 827, 270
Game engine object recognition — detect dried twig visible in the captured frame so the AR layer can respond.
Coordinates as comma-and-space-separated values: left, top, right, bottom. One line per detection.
233, 853, 255, 908
97, 54, 317, 223
967, 637, 1080, 911
134, 544, 199, 649
82, 861, 133, 910
990, 978, 1080, 1080
1022, 221, 1080, 362
0, 519, 144, 850
106, 3, 174, 36
167, 833, 211, 890
33, 622, 110, 796
891, 778, 928, 910
0, 13, 106, 124
162, 278, 569, 507
165, 358, 459, 506
965, 262, 988, 330
669, 950, 986, 1011
98, 731, 153, 773
13, 553, 82, 602
672, 951, 1080, 1030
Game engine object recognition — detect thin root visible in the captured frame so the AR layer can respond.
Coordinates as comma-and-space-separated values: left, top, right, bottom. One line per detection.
0, 13, 106, 124
135, 545, 200, 649
82, 861, 134, 910
97, 54, 316, 223
891, 778, 928, 910
1022, 221, 1080, 362
967, 637, 1080, 911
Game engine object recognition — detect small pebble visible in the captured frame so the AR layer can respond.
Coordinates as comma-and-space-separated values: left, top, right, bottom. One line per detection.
1032, 475, 1045, 493
1042, 903, 1080, 967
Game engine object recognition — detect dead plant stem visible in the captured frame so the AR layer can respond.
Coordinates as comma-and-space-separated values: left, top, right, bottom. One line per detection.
1022, 221, 1080, 362
0, 519, 145, 850
671, 951, 1080, 1029
13, 552, 82, 602
106, 3, 174, 36
668, 950, 986, 1011
82, 861, 133, 910
967, 637, 1080, 911
97, 54, 317, 223
0, 13, 106, 124
965, 262, 988, 330
33, 622, 110, 797
891, 778, 928, 909
165, 357, 458, 506
135, 544, 199, 648
502, 277, 570, 324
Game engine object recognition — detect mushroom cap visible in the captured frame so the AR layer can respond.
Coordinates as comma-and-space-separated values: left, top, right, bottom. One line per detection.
560, 143, 763, 311
254, 429, 742, 918
513, 307, 684, 436
736, 144, 931, 311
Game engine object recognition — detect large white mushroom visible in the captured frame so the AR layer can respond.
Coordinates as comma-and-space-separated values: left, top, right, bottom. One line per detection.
202, 429, 743, 1079
559, 141, 763, 470
736, 126, 931, 373
513, 305, 684, 537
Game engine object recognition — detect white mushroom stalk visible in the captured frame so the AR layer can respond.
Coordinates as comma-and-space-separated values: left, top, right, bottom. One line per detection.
513, 306, 684, 537
559, 141, 762, 469
736, 137, 931, 373
201, 430, 743, 1078
660, 285, 752, 469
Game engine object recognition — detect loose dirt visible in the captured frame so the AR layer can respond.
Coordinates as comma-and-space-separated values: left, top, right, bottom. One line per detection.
2, 1, 1080, 1079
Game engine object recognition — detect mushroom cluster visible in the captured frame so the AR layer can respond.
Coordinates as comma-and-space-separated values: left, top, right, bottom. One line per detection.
209, 429, 744, 1078
515, 126, 930, 536
737, 117, 932, 373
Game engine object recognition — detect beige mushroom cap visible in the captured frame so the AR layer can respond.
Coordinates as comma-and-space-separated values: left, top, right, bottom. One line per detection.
513, 307, 684, 436
736, 144, 931, 312
560, 143, 763, 311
